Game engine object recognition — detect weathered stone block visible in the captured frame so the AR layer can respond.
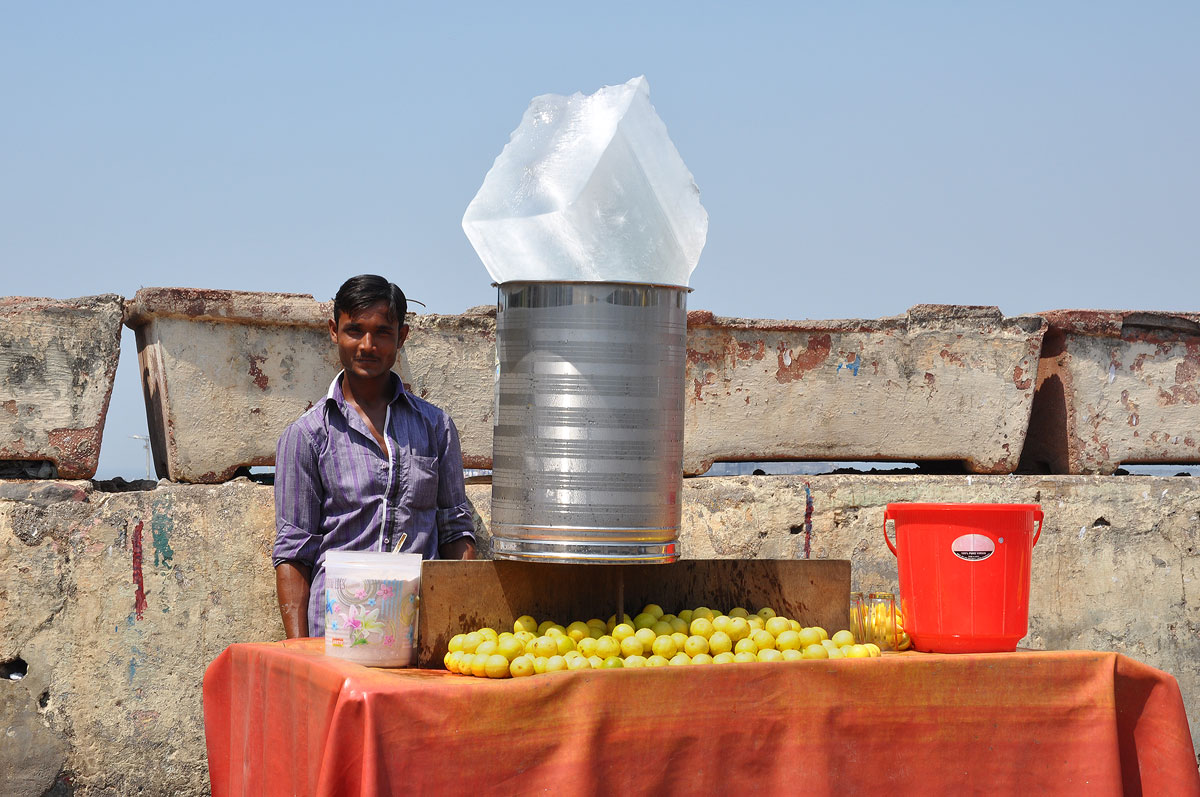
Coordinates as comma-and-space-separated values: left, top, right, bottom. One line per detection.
0, 295, 124, 479
124, 289, 497, 482
685, 305, 1047, 474
1021, 310, 1200, 474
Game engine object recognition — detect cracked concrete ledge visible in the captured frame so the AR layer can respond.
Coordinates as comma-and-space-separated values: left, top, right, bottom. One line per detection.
1, 474, 1197, 795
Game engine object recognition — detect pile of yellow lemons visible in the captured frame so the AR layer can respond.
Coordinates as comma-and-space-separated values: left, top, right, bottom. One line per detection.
443, 604, 882, 679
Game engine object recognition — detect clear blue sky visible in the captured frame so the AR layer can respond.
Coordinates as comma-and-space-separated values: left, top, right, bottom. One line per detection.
2, 3, 1197, 478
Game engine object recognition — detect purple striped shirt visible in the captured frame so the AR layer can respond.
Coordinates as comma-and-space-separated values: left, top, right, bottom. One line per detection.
272, 372, 475, 637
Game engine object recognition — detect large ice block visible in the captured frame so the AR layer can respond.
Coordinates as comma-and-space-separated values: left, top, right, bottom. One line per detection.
462, 76, 707, 287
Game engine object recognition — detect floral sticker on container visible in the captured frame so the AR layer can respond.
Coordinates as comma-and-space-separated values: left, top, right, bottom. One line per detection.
324, 552, 421, 667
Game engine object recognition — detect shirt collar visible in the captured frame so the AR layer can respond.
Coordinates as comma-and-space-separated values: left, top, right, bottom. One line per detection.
325, 371, 410, 411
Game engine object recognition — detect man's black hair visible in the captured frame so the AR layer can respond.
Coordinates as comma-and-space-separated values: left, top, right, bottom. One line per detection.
332, 275, 407, 328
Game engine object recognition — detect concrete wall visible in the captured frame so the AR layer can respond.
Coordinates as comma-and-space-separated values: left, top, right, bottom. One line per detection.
2, 474, 1197, 795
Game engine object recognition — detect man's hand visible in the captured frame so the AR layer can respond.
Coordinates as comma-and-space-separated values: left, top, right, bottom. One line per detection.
275, 562, 312, 638
439, 537, 477, 561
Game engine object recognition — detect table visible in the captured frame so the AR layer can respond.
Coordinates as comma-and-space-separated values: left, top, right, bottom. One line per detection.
204, 639, 1198, 796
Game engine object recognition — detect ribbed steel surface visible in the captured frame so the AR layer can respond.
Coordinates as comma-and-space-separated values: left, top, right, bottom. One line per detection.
490, 282, 687, 563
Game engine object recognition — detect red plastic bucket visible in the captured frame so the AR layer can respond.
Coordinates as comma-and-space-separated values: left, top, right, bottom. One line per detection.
884, 503, 1043, 653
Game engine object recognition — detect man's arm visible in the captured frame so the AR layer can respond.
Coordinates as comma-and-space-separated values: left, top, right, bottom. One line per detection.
275, 561, 312, 638
435, 414, 478, 559
273, 420, 324, 639
439, 537, 476, 560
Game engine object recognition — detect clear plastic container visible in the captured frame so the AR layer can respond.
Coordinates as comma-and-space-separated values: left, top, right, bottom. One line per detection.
324, 552, 421, 667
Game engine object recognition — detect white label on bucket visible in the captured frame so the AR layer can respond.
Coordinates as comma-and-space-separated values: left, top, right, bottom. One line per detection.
951, 533, 995, 562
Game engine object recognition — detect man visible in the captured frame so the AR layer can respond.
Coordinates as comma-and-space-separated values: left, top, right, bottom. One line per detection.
273, 274, 476, 638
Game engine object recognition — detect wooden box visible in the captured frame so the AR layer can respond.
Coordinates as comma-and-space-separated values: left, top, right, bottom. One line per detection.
416, 559, 850, 667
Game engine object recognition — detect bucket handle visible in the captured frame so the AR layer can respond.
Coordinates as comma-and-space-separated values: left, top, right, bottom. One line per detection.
1033, 508, 1044, 547
883, 510, 897, 556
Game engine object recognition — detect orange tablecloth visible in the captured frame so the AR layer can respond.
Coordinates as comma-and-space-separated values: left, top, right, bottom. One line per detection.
204, 639, 1198, 796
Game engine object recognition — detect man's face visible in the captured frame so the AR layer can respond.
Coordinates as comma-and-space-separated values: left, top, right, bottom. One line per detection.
329, 300, 409, 382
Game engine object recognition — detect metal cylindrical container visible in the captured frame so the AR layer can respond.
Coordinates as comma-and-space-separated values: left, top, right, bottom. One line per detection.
490, 281, 688, 564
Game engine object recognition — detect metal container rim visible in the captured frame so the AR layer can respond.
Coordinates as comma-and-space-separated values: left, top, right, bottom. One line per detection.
493, 280, 694, 293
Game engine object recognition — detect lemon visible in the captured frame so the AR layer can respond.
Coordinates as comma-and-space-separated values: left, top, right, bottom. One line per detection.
457, 652, 475, 674
533, 656, 549, 674
632, 613, 658, 630
669, 653, 692, 666
461, 631, 483, 654
475, 639, 498, 658
646, 654, 671, 667
514, 630, 535, 645
692, 606, 715, 622
602, 656, 624, 669
677, 609, 694, 624
509, 655, 535, 678
864, 643, 882, 658
586, 617, 607, 630
734, 638, 759, 656
554, 635, 576, 655
820, 639, 839, 652
567, 655, 590, 671
683, 635, 710, 657
565, 621, 590, 642
831, 629, 856, 648
712, 652, 737, 664
652, 635, 678, 658
691, 653, 714, 665
765, 616, 791, 638
670, 632, 690, 652
814, 626, 830, 641
624, 655, 647, 668
536, 620, 558, 635
727, 617, 751, 643
448, 634, 467, 653
531, 636, 557, 659
747, 615, 766, 631
651, 620, 674, 637
707, 631, 733, 656
757, 607, 777, 620
444, 651, 460, 673
801, 644, 828, 660
545, 626, 566, 638
469, 653, 490, 677
711, 615, 732, 634
478, 627, 499, 643
728, 607, 750, 619
846, 645, 870, 658
497, 636, 525, 662
589, 626, 605, 640
788, 619, 802, 632
733, 651, 758, 663
668, 617, 689, 635
595, 636, 621, 659
757, 648, 784, 663
750, 630, 777, 651
634, 627, 657, 652
587, 655, 605, 669
612, 623, 636, 642
514, 615, 538, 634
689, 617, 714, 639
797, 627, 822, 649
781, 649, 804, 661
642, 603, 665, 620
544, 655, 567, 673
775, 630, 802, 652
620, 635, 644, 657
577, 637, 598, 658
826, 646, 845, 659
606, 613, 633, 632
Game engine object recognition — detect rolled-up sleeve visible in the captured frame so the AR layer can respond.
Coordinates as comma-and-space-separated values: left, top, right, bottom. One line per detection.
273, 421, 324, 568
435, 415, 476, 547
